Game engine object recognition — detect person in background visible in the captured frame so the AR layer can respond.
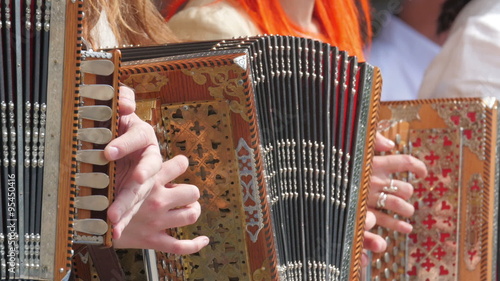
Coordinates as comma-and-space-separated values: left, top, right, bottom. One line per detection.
418, 0, 499, 100
164, 0, 428, 266
367, 0, 471, 101
367, 0, 446, 101
83, 0, 209, 254
165, 0, 371, 59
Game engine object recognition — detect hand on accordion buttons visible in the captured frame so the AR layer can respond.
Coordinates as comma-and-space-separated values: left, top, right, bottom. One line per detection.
105, 86, 208, 254
104, 86, 163, 240
368, 133, 428, 234
362, 211, 386, 267
113, 156, 210, 254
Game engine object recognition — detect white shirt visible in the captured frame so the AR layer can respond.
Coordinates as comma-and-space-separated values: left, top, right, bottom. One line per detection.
167, 0, 260, 41
418, 0, 500, 99
367, 15, 441, 101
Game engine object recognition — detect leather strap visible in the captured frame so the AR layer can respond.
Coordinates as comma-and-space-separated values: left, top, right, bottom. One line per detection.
87, 246, 125, 281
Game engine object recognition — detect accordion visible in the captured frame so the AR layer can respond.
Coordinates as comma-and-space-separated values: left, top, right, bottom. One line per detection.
2, 1, 383, 280
1, 1, 119, 280
117, 36, 382, 280
369, 98, 499, 281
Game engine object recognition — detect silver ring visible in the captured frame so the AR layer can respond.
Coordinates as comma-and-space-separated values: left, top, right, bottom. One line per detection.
377, 192, 388, 209
383, 179, 398, 193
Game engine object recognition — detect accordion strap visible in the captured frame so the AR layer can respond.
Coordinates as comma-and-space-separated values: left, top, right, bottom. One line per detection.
87, 245, 125, 281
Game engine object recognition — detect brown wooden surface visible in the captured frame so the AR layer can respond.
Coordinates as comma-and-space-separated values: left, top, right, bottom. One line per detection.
54, 1, 83, 279
349, 67, 383, 281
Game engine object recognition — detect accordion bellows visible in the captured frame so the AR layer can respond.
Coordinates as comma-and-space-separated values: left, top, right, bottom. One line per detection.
119, 36, 382, 280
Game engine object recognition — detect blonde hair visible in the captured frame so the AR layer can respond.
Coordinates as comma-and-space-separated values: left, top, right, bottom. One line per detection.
84, 0, 178, 48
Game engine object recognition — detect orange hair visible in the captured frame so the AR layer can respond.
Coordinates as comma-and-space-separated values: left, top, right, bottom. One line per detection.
165, 0, 372, 60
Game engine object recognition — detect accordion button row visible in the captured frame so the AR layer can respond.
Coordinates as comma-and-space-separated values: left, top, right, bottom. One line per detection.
73, 57, 117, 239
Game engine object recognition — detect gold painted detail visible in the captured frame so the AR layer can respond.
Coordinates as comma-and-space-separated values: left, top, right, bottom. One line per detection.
181, 65, 249, 122
388, 104, 421, 123
465, 174, 483, 271
135, 99, 169, 159
236, 138, 264, 243
407, 128, 461, 280
432, 102, 486, 159
123, 72, 168, 93
252, 259, 273, 281
135, 99, 157, 122
162, 100, 251, 280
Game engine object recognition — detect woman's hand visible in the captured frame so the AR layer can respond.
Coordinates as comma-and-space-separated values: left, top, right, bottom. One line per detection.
368, 133, 427, 233
113, 156, 209, 254
362, 210, 386, 266
105, 86, 208, 253
105, 86, 162, 239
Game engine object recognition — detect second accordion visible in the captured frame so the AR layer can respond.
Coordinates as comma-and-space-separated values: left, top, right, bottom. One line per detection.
117, 35, 382, 280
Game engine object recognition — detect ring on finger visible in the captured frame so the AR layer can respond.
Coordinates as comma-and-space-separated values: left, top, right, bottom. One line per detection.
377, 192, 388, 209
383, 179, 398, 193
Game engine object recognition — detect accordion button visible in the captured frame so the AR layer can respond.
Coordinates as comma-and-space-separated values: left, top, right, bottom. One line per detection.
81, 84, 115, 101
376, 259, 381, 269
76, 149, 109, 165
76, 172, 109, 188
377, 227, 384, 236
385, 236, 392, 245
392, 262, 398, 273
81, 60, 115, 76
384, 268, 390, 278
75, 195, 110, 211
392, 246, 399, 256
79, 105, 113, 122
74, 219, 108, 235
78, 128, 113, 144
395, 134, 401, 145
384, 253, 390, 263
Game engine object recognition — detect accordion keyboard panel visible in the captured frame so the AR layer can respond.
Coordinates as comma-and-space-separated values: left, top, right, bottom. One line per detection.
1, 1, 118, 280
370, 98, 499, 281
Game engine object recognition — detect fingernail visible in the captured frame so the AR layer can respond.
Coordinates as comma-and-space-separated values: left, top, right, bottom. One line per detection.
203, 237, 210, 245
107, 146, 119, 160
385, 139, 395, 147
